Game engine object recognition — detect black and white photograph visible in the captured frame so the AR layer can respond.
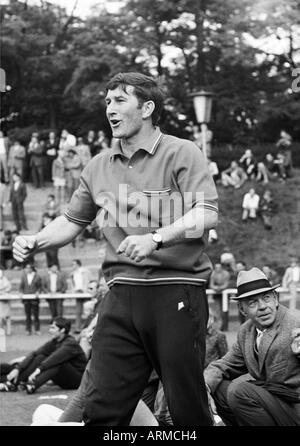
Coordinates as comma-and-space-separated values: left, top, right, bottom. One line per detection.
0, 0, 300, 431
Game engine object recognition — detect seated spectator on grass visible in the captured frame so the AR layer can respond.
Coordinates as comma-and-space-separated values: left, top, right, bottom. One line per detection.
242, 188, 260, 222
239, 149, 257, 180
0, 317, 87, 394
221, 161, 247, 189
273, 151, 287, 181
259, 189, 277, 230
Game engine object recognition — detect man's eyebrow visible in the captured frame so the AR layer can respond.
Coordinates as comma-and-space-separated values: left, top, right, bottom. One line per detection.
105, 94, 128, 101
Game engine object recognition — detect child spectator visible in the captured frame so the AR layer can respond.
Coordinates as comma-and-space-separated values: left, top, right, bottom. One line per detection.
242, 187, 260, 222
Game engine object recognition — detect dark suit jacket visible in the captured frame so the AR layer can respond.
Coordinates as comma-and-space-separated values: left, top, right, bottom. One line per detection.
19, 272, 42, 294
42, 271, 68, 293
205, 305, 300, 420
10, 182, 27, 204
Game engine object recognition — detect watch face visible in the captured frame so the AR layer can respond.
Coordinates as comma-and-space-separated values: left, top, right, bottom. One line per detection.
153, 233, 162, 243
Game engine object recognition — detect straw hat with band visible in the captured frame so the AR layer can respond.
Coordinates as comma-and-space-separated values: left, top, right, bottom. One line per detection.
232, 267, 280, 300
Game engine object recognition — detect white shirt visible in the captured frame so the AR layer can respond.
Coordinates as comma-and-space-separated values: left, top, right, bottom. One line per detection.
49, 272, 58, 293
72, 267, 89, 292
26, 272, 35, 286
256, 328, 266, 350
0, 137, 6, 156
242, 192, 260, 210
291, 266, 300, 283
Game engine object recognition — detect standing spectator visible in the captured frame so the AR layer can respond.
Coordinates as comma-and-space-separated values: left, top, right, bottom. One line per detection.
42, 264, 68, 320
20, 263, 42, 335
65, 149, 82, 201
262, 265, 280, 287
28, 135, 45, 188
276, 130, 293, 177
75, 137, 91, 168
59, 129, 76, 157
85, 130, 97, 157
0, 268, 12, 335
0, 130, 9, 183
44, 131, 59, 182
40, 212, 60, 268
259, 189, 277, 230
282, 256, 300, 311
7, 140, 26, 180
42, 194, 60, 218
221, 161, 247, 189
93, 130, 110, 156
0, 317, 87, 394
52, 149, 66, 204
0, 179, 9, 231
233, 261, 247, 325
209, 263, 230, 330
220, 246, 236, 273
239, 149, 257, 180
70, 259, 90, 333
242, 188, 260, 222
9, 172, 28, 232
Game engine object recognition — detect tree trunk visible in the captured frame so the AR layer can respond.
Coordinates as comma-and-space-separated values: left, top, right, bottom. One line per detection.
194, 0, 207, 87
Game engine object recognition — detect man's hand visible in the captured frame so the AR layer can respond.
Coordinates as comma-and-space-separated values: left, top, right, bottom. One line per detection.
6, 368, 19, 384
291, 328, 300, 356
117, 234, 157, 263
28, 368, 41, 383
205, 383, 218, 422
12, 235, 38, 263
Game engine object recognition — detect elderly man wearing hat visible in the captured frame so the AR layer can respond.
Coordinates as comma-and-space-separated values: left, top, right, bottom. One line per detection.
204, 267, 300, 426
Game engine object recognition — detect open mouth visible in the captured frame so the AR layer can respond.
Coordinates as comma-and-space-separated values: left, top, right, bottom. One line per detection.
110, 119, 121, 128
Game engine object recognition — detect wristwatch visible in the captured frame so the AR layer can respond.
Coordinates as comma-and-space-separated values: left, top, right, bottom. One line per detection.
151, 231, 163, 250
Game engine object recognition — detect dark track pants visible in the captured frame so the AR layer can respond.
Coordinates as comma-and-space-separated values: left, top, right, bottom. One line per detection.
83, 284, 212, 426
18, 354, 83, 390
214, 380, 300, 426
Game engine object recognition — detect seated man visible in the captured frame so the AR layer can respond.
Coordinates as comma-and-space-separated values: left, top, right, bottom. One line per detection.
205, 267, 300, 426
242, 188, 260, 221
0, 317, 87, 394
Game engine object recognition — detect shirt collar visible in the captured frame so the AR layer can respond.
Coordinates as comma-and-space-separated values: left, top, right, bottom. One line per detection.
110, 128, 163, 161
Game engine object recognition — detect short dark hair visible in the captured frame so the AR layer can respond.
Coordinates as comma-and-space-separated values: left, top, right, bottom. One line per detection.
73, 259, 82, 266
53, 317, 71, 334
105, 72, 165, 126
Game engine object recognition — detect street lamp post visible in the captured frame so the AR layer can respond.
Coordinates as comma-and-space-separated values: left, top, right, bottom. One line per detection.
190, 89, 213, 160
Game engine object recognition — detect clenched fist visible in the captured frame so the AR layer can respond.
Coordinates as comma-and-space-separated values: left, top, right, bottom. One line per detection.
13, 235, 38, 263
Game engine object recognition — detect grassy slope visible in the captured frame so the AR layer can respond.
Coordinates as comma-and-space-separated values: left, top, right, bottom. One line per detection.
207, 169, 300, 277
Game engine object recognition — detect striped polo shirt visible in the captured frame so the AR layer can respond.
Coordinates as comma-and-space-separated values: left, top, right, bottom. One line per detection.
65, 128, 218, 287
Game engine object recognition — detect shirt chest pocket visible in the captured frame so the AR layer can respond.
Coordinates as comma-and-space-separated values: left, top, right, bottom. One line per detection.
142, 188, 183, 227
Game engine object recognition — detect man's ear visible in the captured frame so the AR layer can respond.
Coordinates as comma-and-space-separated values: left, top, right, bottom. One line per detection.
238, 302, 247, 318
142, 101, 155, 120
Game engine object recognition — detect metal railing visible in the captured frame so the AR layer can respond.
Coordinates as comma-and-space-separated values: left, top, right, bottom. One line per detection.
0, 288, 299, 330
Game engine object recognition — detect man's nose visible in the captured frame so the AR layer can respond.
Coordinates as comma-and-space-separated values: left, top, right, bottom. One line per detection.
257, 298, 267, 309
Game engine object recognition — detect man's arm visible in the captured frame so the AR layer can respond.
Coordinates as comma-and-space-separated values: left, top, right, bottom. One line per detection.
117, 207, 218, 262
13, 215, 84, 263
